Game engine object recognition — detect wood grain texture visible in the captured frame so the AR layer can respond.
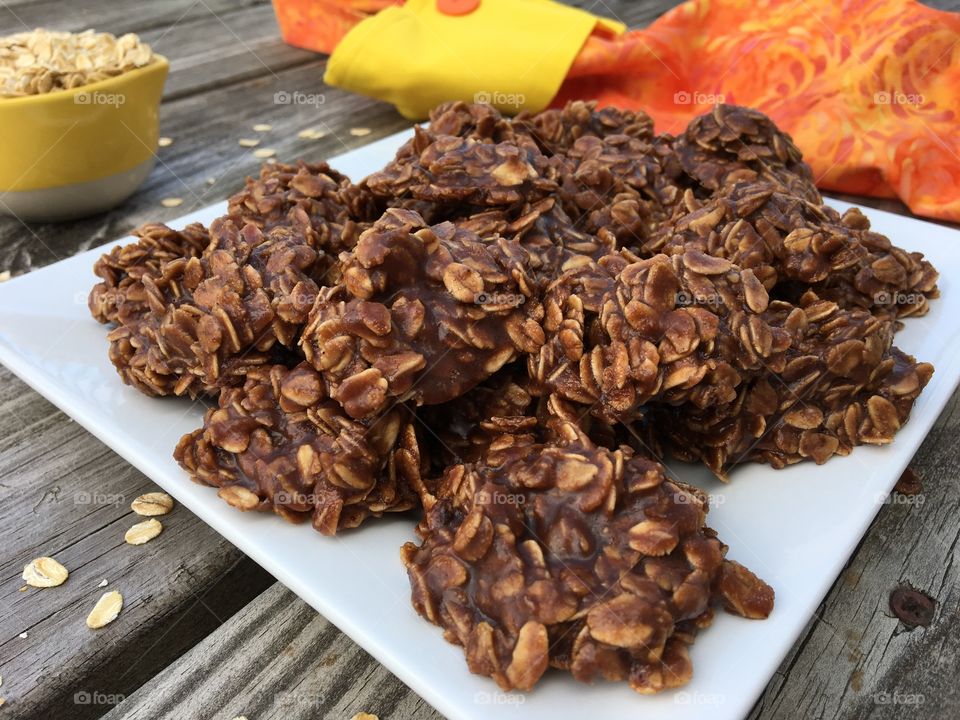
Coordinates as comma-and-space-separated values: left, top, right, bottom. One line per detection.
1, 0, 959, 719
99, 582, 444, 720
140, 4, 318, 101
0, 365, 274, 720
0, 0, 266, 36
750, 390, 960, 720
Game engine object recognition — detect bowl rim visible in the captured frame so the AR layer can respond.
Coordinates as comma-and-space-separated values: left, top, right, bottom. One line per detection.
0, 53, 169, 107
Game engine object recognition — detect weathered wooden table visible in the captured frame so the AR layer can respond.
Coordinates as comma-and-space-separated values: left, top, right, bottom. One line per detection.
1, 1, 958, 718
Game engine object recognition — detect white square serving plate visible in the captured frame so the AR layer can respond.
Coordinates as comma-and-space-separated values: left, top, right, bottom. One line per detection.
1, 131, 958, 720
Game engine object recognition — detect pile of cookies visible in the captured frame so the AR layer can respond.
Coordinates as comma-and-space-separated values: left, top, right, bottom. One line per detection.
89, 101, 937, 695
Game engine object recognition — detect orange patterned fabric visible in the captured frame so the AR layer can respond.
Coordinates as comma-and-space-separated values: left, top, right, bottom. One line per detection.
274, 0, 960, 221
271, 0, 398, 54
558, 0, 960, 222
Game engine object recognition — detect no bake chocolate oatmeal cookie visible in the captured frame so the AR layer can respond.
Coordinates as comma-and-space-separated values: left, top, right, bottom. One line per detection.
89, 101, 937, 697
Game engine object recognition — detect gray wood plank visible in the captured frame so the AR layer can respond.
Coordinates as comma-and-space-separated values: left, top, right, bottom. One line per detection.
751, 390, 960, 720
0, 366, 274, 720
140, 4, 318, 101
0, 0, 266, 37
100, 582, 443, 720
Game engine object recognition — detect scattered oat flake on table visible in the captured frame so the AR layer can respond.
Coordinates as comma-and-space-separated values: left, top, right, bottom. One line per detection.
86, 591, 123, 629
253, 123, 272, 132
0, 270, 11, 282
206, 177, 216, 185
131, 491, 174, 516
158, 137, 173, 147
238, 138, 260, 148
349, 127, 371, 137
22, 557, 69, 588
351, 713, 378, 720
298, 128, 327, 140
18, 633, 26, 639
98, 579, 108, 588
161, 198, 183, 208
125, 518, 163, 545
18, 586, 27, 592
253, 148, 276, 159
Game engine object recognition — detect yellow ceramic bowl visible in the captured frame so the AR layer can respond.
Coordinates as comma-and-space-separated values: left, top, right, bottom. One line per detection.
0, 56, 168, 222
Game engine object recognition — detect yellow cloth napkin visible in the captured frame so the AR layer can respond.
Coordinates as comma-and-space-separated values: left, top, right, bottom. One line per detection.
324, 0, 623, 119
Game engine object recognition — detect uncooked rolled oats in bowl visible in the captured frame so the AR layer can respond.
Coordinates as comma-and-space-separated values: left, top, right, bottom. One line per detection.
0, 29, 168, 221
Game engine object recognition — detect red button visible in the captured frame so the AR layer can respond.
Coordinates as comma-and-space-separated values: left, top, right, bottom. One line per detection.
437, 0, 480, 16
